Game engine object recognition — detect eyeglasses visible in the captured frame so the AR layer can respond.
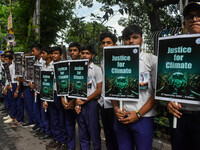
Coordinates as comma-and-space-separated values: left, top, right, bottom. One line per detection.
185, 13, 200, 21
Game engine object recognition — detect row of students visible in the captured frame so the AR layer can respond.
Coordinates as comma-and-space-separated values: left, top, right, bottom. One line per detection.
0, 24, 160, 150
1, 2, 199, 150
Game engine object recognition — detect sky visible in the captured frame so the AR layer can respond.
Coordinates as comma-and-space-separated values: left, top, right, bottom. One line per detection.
74, 0, 128, 36
57, 1, 128, 45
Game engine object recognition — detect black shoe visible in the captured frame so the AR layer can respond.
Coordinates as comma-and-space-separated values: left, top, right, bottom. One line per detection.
31, 125, 38, 131
34, 129, 44, 137
46, 140, 60, 149
30, 126, 40, 133
21, 122, 34, 128
39, 133, 52, 140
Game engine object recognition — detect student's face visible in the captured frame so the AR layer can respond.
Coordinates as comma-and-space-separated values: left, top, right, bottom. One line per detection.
52, 51, 62, 62
41, 51, 49, 61
101, 37, 115, 49
69, 46, 80, 60
124, 34, 143, 46
31, 47, 40, 58
80, 50, 94, 62
4, 57, 12, 65
184, 10, 200, 34
1, 57, 5, 62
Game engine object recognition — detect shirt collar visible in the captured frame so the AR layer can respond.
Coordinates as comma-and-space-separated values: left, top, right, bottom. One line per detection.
45, 60, 53, 68
89, 62, 94, 69
39, 57, 43, 63
140, 50, 144, 60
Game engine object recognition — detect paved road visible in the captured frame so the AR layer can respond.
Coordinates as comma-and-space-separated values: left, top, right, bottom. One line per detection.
0, 103, 107, 150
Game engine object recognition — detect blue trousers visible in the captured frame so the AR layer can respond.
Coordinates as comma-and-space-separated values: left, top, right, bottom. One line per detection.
8, 83, 24, 122
3, 94, 9, 109
114, 116, 154, 150
77, 100, 101, 150
48, 94, 67, 143
100, 107, 118, 150
41, 99, 51, 135
23, 87, 35, 124
169, 112, 200, 150
7, 89, 13, 117
64, 109, 76, 150
33, 94, 43, 129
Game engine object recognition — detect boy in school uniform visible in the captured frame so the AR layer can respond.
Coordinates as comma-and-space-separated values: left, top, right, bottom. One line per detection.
99, 32, 118, 150
167, 2, 200, 150
75, 45, 103, 150
112, 25, 157, 150
29, 43, 45, 134
30, 44, 51, 140
43, 47, 67, 150
21, 53, 35, 128
1, 54, 10, 116
61, 42, 81, 150
34, 46, 53, 140
3, 54, 24, 126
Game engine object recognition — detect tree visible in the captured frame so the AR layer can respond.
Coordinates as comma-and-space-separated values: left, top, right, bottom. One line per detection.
13, 0, 76, 50
0, 0, 77, 52
61, 18, 108, 61
0, 2, 13, 51
95, 0, 182, 33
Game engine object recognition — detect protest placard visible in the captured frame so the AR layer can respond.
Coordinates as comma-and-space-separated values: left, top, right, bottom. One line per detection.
103, 45, 140, 101
3, 62, 11, 83
34, 64, 42, 93
54, 60, 69, 96
25, 56, 35, 82
14, 52, 24, 77
68, 59, 88, 100
40, 70, 54, 102
155, 34, 200, 104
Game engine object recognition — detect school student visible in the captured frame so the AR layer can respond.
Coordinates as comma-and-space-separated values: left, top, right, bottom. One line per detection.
31, 45, 52, 140
21, 53, 35, 128
3, 54, 24, 127
1, 54, 10, 115
29, 43, 45, 134
42, 47, 67, 149
61, 42, 81, 150
75, 45, 102, 150
112, 25, 157, 150
99, 32, 118, 150
167, 2, 200, 150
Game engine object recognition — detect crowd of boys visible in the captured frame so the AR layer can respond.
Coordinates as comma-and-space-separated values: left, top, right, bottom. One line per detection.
0, 2, 200, 150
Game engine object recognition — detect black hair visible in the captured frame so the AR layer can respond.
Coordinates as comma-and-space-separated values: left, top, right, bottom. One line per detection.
51, 46, 63, 55
41, 46, 52, 55
69, 42, 81, 51
183, 2, 200, 17
31, 43, 42, 51
81, 45, 95, 54
122, 24, 143, 40
100, 32, 117, 44
1, 53, 5, 57
4, 50, 14, 55
4, 54, 13, 60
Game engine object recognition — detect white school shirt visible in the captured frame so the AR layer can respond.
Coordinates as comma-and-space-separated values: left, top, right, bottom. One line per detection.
99, 60, 113, 109
35, 57, 45, 66
9, 63, 18, 84
123, 51, 157, 117
87, 62, 103, 97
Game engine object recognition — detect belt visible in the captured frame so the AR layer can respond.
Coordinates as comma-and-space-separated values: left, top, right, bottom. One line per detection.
181, 110, 200, 115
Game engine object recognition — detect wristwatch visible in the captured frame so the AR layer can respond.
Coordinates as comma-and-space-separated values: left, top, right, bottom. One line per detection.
16, 90, 19, 94
136, 110, 141, 119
